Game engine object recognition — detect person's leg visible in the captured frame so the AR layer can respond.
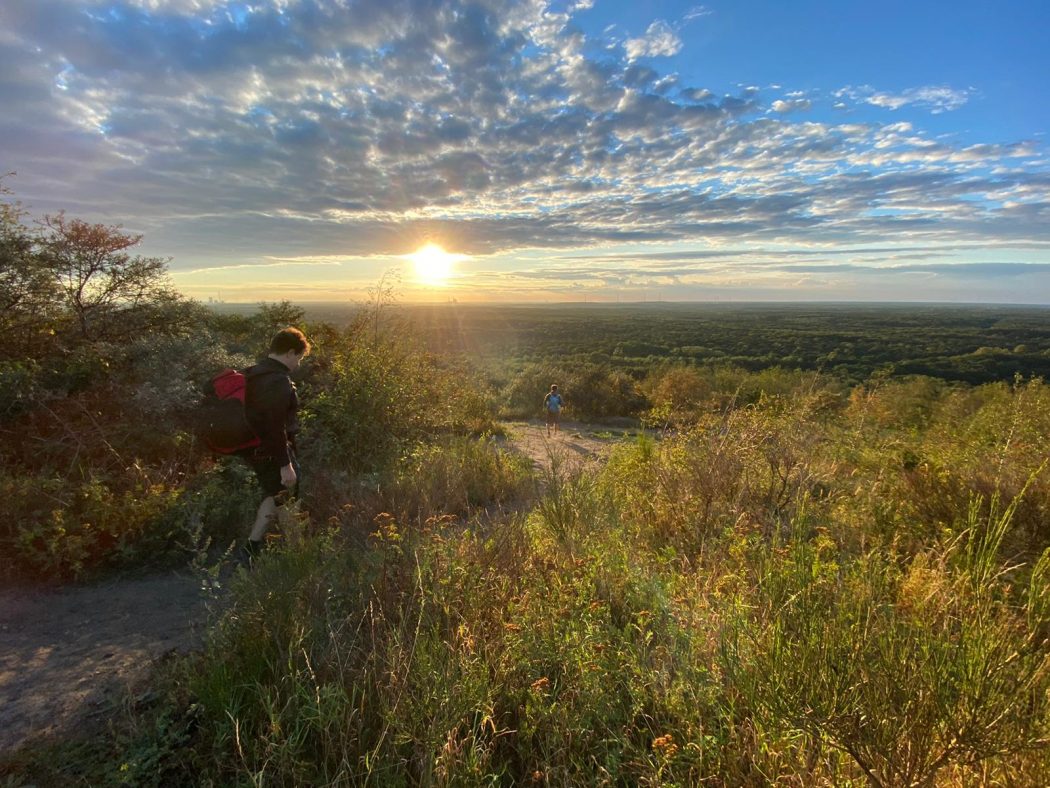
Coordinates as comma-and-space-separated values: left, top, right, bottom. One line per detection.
249, 495, 277, 543
242, 455, 283, 562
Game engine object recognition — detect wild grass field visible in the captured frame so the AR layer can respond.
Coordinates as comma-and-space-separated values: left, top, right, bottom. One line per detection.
1, 193, 1049, 785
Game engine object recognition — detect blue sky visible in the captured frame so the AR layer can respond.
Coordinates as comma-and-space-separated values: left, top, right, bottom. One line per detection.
2, 0, 1048, 302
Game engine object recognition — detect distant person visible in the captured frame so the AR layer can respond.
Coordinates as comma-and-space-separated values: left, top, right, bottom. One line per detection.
239, 327, 310, 563
543, 384, 564, 436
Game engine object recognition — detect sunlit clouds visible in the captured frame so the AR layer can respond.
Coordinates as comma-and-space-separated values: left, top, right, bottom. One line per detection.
625, 21, 683, 60
0, 0, 1047, 302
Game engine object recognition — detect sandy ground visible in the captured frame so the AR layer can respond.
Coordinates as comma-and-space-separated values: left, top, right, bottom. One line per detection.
0, 571, 215, 755
498, 419, 637, 473
0, 420, 638, 757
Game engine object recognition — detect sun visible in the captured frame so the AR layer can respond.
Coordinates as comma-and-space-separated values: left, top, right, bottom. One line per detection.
406, 242, 463, 286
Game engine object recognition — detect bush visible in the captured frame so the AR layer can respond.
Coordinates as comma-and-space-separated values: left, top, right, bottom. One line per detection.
500, 361, 646, 421
643, 364, 842, 426
305, 331, 494, 475
0, 359, 41, 422
122, 332, 255, 430
0, 456, 261, 582
2, 472, 182, 579
384, 435, 533, 520
111, 401, 1050, 783
723, 498, 1050, 787
605, 396, 828, 556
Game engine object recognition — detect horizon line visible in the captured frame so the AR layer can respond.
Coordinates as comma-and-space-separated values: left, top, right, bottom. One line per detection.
199, 299, 1050, 308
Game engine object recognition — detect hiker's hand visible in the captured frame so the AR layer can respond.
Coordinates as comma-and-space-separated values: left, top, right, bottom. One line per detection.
280, 464, 297, 488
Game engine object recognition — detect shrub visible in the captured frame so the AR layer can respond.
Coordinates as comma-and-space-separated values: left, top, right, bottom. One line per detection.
0, 359, 41, 422
305, 331, 494, 475
500, 362, 645, 421
114, 435, 1050, 784
845, 374, 947, 430
605, 396, 828, 556
643, 364, 842, 426
122, 332, 255, 430
723, 497, 1050, 787
384, 435, 533, 520
2, 472, 182, 579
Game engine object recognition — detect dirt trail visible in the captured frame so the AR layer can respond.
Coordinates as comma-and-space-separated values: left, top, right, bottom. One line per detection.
0, 571, 214, 755
499, 419, 638, 473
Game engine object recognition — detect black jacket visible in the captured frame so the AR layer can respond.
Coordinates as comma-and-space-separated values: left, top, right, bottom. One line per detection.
244, 357, 299, 465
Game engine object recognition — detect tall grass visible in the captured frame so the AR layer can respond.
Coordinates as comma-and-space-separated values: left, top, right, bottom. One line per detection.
723, 497, 1050, 786
65, 373, 1050, 785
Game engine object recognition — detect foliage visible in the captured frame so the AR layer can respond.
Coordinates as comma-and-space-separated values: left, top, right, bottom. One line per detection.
0, 359, 42, 421
403, 302, 1050, 390
1, 471, 181, 579
0, 184, 212, 359
0, 182, 61, 350
104, 373, 1050, 785
383, 435, 533, 520
37, 212, 178, 345
305, 327, 495, 476
724, 500, 1050, 787
500, 360, 646, 421
643, 363, 841, 426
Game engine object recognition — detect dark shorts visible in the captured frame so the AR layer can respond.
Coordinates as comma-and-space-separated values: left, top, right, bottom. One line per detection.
546, 409, 560, 424
241, 447, 300, 503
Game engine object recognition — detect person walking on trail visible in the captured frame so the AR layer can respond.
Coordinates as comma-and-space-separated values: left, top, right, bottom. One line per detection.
544, 384, 564, 437
240, 327, 311, 562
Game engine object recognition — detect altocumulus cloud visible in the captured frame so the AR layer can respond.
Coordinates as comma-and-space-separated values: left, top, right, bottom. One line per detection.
0, 0, 1047, 286
835, 84, 973, 114
624, 20, 682, 60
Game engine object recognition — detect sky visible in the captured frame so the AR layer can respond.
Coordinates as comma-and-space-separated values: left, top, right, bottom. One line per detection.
2, 0, 1049, 303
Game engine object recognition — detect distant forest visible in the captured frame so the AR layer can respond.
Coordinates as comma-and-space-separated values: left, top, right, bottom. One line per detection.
216, 301, 1050, 386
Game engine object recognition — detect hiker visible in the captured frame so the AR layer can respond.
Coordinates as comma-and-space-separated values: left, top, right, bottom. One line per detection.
543, 384, 563, 436
240, 327, 311, 560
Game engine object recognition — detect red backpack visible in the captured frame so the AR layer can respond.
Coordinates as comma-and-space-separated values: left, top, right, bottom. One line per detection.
197, 369, 261, 454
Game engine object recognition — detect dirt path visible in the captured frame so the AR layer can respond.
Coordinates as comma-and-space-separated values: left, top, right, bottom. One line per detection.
0, 571, 215, 755
499, 419, 639, 473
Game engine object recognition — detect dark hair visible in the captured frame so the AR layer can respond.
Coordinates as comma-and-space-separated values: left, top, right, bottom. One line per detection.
550, 384, 558, 391
270, 327, 311, 356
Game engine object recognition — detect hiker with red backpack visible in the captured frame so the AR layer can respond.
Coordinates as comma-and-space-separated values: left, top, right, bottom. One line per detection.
200, 327, 312, 562
238, 327, 310, 560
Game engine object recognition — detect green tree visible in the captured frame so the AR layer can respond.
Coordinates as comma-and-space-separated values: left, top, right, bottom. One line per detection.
39, 212, 177, 342
253, 300, 307, 343
0, 179, 60, 349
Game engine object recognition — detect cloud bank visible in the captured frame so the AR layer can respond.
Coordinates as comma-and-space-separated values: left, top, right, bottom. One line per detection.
0, 0, 1046, 301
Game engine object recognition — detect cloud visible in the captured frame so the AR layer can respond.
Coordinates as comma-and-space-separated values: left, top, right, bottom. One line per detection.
771, 98, 811, 113
625, 20, 682, 60
776, 262, 1050, 278
836, 84, 972, 114
0, 0, 1046, 294
680, 87, 714, 102
683, 6, 713, 22
173, 259, 347, 275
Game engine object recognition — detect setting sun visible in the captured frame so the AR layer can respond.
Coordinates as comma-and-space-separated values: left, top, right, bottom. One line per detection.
407, 243, 463, 286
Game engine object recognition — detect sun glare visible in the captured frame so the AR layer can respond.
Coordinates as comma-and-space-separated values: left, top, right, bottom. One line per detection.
407, 242, 462, 286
